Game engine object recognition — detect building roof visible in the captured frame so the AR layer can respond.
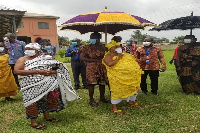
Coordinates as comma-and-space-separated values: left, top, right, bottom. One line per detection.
24, 12, 60, 20
0, 5, 26, 41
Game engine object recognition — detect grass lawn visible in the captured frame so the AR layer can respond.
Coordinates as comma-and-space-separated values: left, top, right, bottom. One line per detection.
1, 50, 200, 133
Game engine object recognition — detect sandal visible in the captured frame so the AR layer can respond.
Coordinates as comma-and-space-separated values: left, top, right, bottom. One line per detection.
5, 97, 17, 101
31, 124, 46, 130
89, 101, 99, 107
45, 118, 60, 123
111, 110, 125, 115
127, 103, 141, 108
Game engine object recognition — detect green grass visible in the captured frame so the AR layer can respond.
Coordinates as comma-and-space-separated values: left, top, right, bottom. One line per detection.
1, 50, 200, 133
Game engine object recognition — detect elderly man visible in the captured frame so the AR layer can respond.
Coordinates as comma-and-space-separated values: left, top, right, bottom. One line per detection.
136, 38, 166, 95
3, 33, 26, 89
65, 38, 87, 90
176, 35, 200, 94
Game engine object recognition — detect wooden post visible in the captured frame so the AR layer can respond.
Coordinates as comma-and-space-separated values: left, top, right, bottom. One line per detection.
105, 24, 107, 45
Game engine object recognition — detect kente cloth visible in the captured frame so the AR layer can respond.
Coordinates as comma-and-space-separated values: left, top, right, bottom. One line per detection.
79, 44, 108, 84
103, 53, 144, 99
20, 55, 80, 108
0, 54, 17, 97
176, 43, 200, 93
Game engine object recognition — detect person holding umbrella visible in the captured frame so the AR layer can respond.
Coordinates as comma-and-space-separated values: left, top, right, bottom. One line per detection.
79, 32, 109, 107
176, 35, 200, 94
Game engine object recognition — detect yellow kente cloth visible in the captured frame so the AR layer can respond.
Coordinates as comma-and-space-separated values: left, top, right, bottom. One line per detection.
103, 53, 144, 100
0, 54, 17, 97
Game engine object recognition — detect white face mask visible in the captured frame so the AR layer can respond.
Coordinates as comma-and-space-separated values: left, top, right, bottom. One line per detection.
24, 50, 36, 56
3, 37, 9, 41
0, 47, 4, 52
115, 47, 123, 53
184, 39, 192, 44
143, 42, 151, 46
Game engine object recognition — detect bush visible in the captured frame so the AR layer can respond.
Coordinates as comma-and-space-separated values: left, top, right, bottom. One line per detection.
58, 49, 66, 58
63, 58, 71, 63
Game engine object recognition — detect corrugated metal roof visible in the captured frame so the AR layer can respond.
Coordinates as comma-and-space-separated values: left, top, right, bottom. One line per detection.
24, 12, 60, 20
0, 5, 26, 42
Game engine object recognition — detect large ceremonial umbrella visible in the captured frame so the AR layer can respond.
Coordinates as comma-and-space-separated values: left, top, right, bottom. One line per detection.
150, 12, 200, 35
59, 10, 155, 44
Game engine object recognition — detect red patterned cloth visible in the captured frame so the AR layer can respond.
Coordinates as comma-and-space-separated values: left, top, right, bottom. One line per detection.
136, 46, 166, 70
79, 44, 108, 84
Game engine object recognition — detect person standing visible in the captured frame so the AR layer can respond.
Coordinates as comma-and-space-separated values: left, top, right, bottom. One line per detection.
103, 37, 143, 115
14, 43, 80, 130
79, 32, 109, 107
65, 38, 88, 90
3, 33, 26, 89
176, 35, 200, 94
0, 42, 18, 101
136, 38, 166, 95
122, 40, 137, 57
169, 40, 183, 76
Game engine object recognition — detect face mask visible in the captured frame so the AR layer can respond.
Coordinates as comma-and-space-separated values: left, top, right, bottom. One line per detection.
184, 39, 192, 44
89, 39, 97, 44
115, 47, 123, 53
44, 46, 51, 50
0, 47, 4, 52
72, 42, 77, 46
24, 50, 36, 56
143, 42, 151, 46
3, 37, 9, 41
126, 42, 131, 45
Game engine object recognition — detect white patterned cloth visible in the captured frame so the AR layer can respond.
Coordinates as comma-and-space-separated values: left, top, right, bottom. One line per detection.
20, 55, 80, 107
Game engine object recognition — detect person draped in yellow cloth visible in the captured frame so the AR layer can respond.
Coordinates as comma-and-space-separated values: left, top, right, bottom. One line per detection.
0, 42, 17, 101
103, 36, 144, 115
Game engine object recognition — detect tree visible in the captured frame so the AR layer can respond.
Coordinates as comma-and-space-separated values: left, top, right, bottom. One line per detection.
58, 36, 70, 46
131, 30, 147, 43
173, 36, 185, 43
161, 37, 169, 43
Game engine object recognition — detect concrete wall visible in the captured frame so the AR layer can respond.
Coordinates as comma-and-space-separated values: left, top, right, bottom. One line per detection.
17, 17, 58, 44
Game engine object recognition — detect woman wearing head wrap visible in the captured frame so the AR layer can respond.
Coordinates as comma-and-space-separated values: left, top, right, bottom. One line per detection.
14, 43, 80, 130
103, 36, 143, 115
0, 42, 17, 101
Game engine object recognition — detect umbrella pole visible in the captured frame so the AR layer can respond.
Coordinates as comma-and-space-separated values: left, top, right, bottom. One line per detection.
190, 29, 192, 35
105, 24, 107, 45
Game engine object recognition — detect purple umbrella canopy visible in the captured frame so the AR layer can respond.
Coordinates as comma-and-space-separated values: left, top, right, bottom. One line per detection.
59, 11, 155, 35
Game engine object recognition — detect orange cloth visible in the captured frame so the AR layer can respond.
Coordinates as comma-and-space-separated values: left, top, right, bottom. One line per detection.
136, 46, 166, 70
0, 54, 17, 97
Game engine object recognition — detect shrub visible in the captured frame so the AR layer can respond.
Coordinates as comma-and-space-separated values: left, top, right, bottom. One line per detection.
63, 58, 71, 63
58, 49, 66, 58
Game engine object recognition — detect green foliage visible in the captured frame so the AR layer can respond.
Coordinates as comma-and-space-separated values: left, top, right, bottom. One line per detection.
63, 58, 71, 63
131, 30, 147, 41
161, 37, 169, 43
58, 49, 66, 58
58, 36, 70, 46
173, 36, 185, 43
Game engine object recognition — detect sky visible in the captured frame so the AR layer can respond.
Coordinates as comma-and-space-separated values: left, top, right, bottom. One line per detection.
1, 0, 200, 42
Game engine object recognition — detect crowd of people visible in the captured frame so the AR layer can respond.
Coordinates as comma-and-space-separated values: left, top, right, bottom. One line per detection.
0, 32, 199, 130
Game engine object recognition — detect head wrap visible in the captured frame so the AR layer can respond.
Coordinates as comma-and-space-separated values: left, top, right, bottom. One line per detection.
106, 40, 121, 50
25, 43, 41, 51
38, 39, 50, 45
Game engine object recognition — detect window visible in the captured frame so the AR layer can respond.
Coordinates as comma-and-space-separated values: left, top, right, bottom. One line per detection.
18, 22, 24, 28
38, 22, 49, 29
